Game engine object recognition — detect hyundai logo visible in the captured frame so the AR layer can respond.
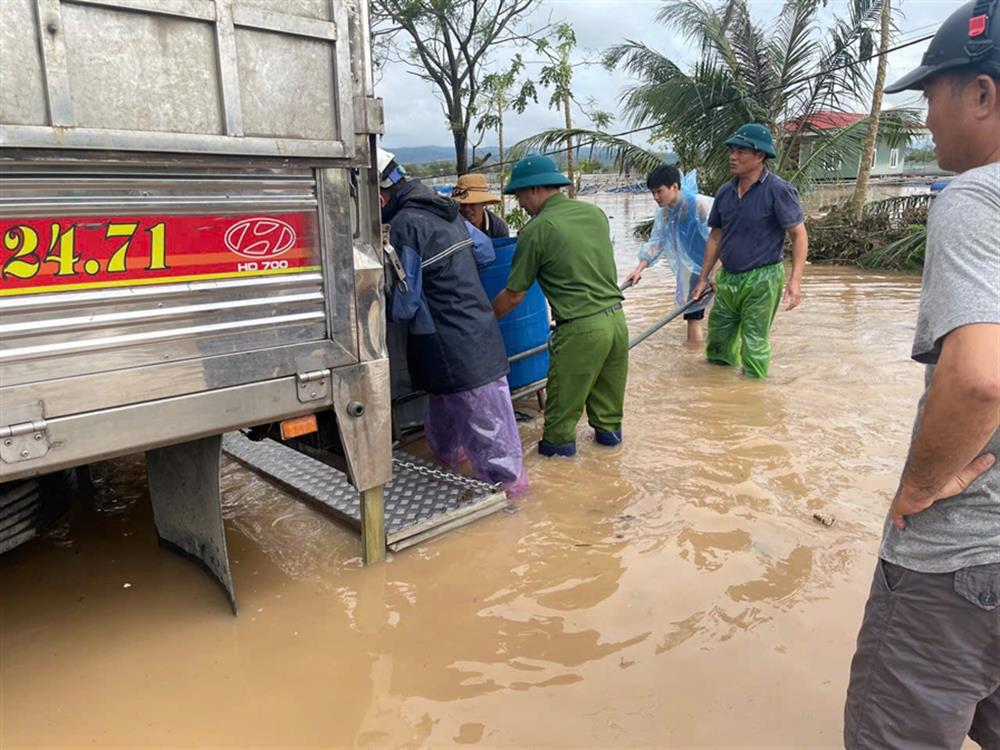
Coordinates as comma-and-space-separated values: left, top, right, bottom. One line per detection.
224, 218, 297, 259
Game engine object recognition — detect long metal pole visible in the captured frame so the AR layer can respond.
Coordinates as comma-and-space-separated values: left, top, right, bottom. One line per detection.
509, 285, 713, 364
628, 290, 714, 349
393, 283, 712, 407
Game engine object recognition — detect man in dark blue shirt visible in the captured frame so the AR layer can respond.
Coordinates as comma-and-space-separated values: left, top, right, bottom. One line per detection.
691, 124, 808, 378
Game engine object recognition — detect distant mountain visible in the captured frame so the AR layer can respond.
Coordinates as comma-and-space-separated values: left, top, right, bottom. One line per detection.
385, 145, 470, 165
386, 144, 675, 167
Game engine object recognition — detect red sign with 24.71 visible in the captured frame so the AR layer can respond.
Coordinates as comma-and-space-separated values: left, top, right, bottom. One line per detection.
0, 212, 319, 297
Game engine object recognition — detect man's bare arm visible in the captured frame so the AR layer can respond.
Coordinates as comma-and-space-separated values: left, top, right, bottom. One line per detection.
493, 288, 526, 318
891, 322, 1000, 527
625, 259, 649, 287
783, 223, 808, 310
691, 228, 723, 300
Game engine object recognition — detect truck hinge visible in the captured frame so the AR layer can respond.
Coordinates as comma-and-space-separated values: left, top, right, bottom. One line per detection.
382, 224, 407, 291
296, 369, 332, 403
355, 96, 384, 135
0, 419, 51, 464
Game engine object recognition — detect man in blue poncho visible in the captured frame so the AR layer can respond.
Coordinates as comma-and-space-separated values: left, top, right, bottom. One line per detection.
625, 165, 714, 343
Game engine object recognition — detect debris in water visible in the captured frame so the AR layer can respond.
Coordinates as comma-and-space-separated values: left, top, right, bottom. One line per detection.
813, 512, 836, 527
122, 583, 132, 588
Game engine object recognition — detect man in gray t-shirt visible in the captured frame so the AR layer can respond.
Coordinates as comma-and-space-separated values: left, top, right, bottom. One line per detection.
878, 163, 1000, 572
844, 4, 1000, 749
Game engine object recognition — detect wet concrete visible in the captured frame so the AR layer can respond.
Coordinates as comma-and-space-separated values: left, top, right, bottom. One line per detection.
1, 193, 964, 748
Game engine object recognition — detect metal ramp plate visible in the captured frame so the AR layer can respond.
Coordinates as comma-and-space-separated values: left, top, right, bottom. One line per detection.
221, 434, 509, 551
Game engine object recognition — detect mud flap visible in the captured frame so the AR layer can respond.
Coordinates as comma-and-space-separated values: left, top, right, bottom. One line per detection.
146, 434, 236, 613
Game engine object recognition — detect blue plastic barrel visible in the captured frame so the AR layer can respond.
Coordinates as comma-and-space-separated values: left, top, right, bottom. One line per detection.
479, 237, 550, 390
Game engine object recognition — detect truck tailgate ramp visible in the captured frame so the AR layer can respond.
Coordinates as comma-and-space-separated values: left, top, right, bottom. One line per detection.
222, 433, 509, 551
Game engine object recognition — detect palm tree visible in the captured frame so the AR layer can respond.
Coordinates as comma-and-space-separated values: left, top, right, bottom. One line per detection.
512, 0, 920, 193
848, 0, 893, 219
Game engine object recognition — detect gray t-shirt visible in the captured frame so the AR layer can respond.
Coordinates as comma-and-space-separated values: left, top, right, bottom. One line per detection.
880, 162, 1000, 573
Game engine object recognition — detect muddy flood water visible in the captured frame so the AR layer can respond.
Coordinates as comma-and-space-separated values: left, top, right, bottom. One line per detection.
2, 192, 967, 749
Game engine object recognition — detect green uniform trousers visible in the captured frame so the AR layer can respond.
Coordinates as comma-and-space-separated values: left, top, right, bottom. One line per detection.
544, 307, 629, 445
705, 262, 784, 379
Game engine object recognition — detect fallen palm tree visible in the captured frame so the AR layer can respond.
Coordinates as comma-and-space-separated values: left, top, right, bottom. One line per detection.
805, 194, 929, 270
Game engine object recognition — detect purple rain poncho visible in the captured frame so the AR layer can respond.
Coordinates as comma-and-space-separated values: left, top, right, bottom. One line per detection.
424, 375, 529, 496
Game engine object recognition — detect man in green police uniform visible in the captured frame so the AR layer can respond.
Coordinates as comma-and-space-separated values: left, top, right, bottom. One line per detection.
492, 155, 628, 457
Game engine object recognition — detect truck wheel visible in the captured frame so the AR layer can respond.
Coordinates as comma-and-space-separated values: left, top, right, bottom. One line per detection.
0, 470, 77, 555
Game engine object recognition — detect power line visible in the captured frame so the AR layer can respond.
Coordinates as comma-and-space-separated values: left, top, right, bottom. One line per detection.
415, 30, 935, 181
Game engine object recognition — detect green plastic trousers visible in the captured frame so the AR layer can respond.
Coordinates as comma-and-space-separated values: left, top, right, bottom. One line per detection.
705, 262, 784, 378
544, 307, 629, 445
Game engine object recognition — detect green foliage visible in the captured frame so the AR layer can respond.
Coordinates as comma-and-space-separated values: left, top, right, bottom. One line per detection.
476, 55, 537, 133
536, 23, 577, 109
475, 54, 538, 191
401, 160, 456, 177
806, 196, 928, 270
503, 206, 530, 230
633, 217, 654, 240
906, 143, 937, 163
371, 0, 543, 173
575, 158, 605, 173
514, 0, 922, 193
580, 97, 615, 164
586, 102, 614, 130
858, 223, 926, 271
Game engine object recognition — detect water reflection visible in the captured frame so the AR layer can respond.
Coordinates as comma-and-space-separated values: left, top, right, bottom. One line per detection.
0, 194, 926, 749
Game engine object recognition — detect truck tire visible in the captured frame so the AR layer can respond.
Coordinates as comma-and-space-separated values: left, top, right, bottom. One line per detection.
0, 470, 77, 555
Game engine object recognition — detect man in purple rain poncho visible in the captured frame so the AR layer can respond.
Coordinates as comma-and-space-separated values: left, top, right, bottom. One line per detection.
377, 148, 527, 494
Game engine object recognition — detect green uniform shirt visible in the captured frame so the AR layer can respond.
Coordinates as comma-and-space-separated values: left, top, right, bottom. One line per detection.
506, 193, 623, 323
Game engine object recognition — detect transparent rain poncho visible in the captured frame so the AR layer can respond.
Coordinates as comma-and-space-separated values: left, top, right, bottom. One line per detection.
638, 169, 713, 308
424, 376, 529, 496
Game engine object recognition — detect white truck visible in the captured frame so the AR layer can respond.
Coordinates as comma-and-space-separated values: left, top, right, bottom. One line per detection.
0, 0, 391, 610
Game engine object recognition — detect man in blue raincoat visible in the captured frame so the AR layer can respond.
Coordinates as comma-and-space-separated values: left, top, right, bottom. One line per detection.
378, 148, 527, 494
625, 164, 714, 343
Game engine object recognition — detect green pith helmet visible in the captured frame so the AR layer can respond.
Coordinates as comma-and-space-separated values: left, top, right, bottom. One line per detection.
724, 123, 777, 158
886, 0, 1000, 92
503, 154, 573, 194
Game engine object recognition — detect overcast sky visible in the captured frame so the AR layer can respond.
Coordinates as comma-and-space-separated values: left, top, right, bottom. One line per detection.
376, 0, 963, 150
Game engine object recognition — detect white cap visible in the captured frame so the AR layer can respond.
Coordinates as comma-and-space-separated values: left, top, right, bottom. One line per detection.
376, 147, 395, 175
376, 147, 407, 189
